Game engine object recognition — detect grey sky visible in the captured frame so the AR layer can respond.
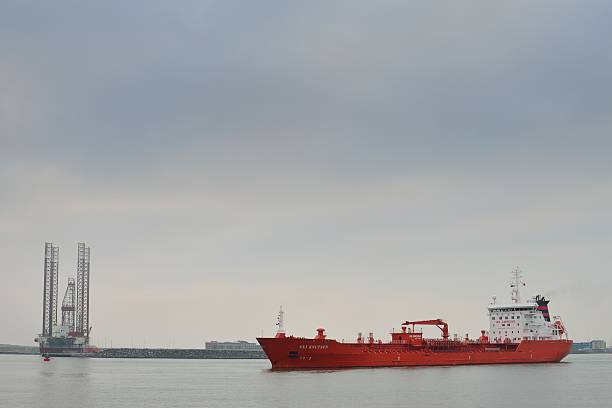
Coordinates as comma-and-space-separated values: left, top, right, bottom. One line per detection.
1, 1, 611, 347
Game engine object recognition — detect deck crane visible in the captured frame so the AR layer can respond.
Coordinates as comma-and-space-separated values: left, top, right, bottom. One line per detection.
402, 319, 449, 340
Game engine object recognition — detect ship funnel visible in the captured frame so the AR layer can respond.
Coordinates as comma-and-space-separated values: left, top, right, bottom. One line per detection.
535, 295, 551, 322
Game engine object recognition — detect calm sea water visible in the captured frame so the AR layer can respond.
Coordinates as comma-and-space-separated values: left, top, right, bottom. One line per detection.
1, 354, 611, 407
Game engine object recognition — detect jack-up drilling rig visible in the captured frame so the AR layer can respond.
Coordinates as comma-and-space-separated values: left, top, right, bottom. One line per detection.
35, 243, 98, 357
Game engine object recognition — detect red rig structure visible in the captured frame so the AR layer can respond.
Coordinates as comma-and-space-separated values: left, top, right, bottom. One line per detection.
35, 243, 99, 357
257, 270, 572, 369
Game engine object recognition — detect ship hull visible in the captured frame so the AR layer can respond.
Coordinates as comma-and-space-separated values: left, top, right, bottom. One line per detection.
38, 336, 99, 357
39, 346, 98, 357
257, 338, 572, 369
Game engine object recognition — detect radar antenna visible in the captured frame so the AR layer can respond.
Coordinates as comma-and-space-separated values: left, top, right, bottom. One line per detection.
510, 267, 525, 303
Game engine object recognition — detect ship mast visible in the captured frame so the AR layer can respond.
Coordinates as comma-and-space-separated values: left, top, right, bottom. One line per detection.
275, 306, 286, 338
510, 267, 525, 303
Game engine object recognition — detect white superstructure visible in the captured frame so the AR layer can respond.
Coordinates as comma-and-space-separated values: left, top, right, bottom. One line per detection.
488, 268, 567, 343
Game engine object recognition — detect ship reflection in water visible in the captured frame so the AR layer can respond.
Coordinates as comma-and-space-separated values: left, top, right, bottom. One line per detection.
2, 354, 609, 408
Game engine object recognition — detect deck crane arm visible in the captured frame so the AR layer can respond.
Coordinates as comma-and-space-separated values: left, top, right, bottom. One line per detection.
402, 319, 449, 340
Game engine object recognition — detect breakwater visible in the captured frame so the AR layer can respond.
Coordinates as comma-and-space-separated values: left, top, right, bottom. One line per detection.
94, 348, 266, 359
0, 344, 38, 355
571, 349, 612, 354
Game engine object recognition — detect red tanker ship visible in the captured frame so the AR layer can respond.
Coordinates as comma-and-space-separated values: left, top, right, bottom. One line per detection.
257, 270, 572, 369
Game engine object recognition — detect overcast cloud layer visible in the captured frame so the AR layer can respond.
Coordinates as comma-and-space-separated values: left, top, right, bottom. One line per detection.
1, 1, 611, 347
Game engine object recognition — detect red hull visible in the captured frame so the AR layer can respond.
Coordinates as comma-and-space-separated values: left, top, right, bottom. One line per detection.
257, 337, 572, 369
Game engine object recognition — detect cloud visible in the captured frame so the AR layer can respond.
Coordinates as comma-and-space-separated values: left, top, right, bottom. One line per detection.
1, 0, 611, 345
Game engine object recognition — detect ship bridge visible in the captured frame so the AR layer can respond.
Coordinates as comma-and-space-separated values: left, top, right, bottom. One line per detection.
488, 268, 566, 343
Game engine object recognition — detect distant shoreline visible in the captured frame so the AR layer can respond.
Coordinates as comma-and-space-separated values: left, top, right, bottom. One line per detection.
94, 348, 267, 359
0, 345, 266, 359
0, 344, 38, 355
571, 349, 612, 354
3, 345, 611, 358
